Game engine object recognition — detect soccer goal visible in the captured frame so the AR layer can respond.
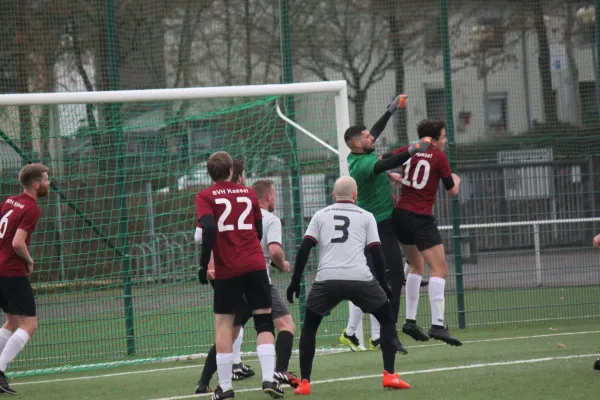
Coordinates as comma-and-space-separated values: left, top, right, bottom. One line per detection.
0, 81, 375, 376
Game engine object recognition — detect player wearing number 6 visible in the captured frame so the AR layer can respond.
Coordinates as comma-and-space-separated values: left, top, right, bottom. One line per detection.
390, 119, 462, 346
0, 163, 50, 394
196, 151, 283, 399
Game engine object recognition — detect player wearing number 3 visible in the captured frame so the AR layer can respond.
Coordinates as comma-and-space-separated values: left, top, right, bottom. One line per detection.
0, 163, 50, 394
389, 119, 462, 346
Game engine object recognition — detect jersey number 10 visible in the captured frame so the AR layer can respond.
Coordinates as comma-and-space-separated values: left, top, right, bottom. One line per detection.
215, 197, 253, 232
401, 159, 431, 189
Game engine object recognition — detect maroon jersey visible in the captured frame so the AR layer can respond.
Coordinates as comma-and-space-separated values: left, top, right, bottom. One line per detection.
394, 146, 452, 215
0, 193, 41, 277
196, 181, 265, 279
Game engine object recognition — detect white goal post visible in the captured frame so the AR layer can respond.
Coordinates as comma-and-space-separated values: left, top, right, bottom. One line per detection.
0, 80, 372, 351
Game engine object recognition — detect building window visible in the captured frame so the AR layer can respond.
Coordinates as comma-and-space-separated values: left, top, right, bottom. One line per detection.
425, 88, 446, 120
580, 81, 599, 124
486, 93, 507, 133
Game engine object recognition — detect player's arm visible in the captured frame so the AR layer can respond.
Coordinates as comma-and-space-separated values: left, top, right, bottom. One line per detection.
365, 214, 392, 298
12, 229, 34, 273
373, 137, 431, 174
370, 94, 406, 140
251, 192, 263, 241
13, 207, 40, 274
287, 214, 319, 303
195, 193, 215, 284
267, 217, 288, 272
439, 154, 460, 197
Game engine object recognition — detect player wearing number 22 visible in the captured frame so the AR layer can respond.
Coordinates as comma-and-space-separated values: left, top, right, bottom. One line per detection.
388, 119, 462, 346
195, 151, 283, 400
0, 163, 50, 394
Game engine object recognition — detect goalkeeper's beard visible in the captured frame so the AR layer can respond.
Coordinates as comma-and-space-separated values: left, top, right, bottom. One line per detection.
364, 147, 375, 154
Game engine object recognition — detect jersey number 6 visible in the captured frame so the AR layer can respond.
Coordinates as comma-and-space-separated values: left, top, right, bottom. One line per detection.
331, 215, 350, 243
0, 210, 14, 239
215, 197, 253, 232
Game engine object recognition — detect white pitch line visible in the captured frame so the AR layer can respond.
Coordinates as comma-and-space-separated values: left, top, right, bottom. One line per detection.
11, 329, 600, 386
149, 353, 600, 400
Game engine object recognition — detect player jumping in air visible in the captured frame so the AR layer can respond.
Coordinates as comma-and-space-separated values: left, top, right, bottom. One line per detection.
390, 119, 462, 346
196, 152, 283, 399
288, 176, 411, 396
340, 94, 431, 351
0, 163, 50, 394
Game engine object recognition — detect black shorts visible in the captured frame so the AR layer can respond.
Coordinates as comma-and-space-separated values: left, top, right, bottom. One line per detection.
0, 277, 36, 317
392, 208, 443, 251
306, 279, 387, 317
214, 269, 271, 314
233, 285, 290, 327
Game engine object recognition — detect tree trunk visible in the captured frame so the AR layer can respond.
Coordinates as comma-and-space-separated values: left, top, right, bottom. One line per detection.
388, 14, 407, 144
533, 0, 558, 123
354, 89, 367, 126
244, 0, 252, 85
16, 0, 33, 162
564, 3, 582, 126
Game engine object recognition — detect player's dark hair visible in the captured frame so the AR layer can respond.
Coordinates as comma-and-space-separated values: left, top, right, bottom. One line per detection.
18, 163, 49, 188
417, 119, 446, 140
232, 158, 245, 183
252, 180, 274, 200
207, 151, 233, 182
344, 125, 367, 144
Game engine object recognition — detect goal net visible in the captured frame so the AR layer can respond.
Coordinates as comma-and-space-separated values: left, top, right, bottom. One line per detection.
0, 82, 357, 377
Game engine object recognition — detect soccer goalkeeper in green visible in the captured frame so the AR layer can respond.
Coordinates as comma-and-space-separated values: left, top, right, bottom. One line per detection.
340, 95, 430, 352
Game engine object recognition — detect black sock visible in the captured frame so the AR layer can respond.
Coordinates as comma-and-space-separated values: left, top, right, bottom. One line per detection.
299, 308, 323, 381
406, 319, 416, 324
200, 344, 217, 385
371, 303, 396, 373
275, 330, 294, 372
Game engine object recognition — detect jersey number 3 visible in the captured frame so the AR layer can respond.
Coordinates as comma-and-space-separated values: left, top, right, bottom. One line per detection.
331, 215, 350, 243
401, 159, 431, 189
215, 197, 253, 232
0, 210, 14, 239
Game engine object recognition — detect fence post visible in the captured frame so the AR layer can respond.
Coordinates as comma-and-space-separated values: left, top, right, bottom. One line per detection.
595, 0, 600, 119
440, 0, 466, 329
105, 0, 135, 356
534, 224, 542, 286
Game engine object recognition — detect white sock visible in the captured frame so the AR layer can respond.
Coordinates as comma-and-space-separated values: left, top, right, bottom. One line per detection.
0, 329, 29, 372
216, 352, 234, 391
257, 343, 275, 383
429, 277, 446, 326
345, 303, 363, 336
233, 327, 243, 363
405, 273, 422, 320
369, 315, 380, 341
0, 329, 13, 355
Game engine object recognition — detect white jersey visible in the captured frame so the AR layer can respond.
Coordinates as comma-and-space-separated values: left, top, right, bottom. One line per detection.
260, 208, 283, 282
304, 202, 380, 282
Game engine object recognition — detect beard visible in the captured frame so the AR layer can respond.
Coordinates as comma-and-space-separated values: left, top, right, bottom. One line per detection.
268, 205, 275, 212
36, 186, 49, 198
364, 146, 375, 154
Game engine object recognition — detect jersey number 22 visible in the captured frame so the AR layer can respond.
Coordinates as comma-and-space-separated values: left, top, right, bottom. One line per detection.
215, 197, 253, 232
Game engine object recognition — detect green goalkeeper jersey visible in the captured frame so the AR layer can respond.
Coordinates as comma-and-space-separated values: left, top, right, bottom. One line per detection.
347, 152, 394, 223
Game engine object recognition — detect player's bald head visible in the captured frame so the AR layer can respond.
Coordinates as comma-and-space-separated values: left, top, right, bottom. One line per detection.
333, 175, 357, 202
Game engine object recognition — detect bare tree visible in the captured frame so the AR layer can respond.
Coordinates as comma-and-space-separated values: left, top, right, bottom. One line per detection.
295, 0, 392, 126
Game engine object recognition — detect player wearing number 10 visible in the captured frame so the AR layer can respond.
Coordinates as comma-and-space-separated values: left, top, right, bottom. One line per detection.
196, 151, 283, 400
389, 119, 462, 346
0, 163, 50, 394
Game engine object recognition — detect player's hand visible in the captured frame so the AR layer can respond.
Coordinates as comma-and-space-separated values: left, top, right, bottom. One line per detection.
197, 267, 209, 285
386, 171, 403, 186
282, 261, 291, 273
593, 233, 600, 248
207, 269, 215, 280
286, 282, 300, 304
387, 94, 407, 113
408, 137, 431, 155
26, 260, 34, 275
383, 284, 393, 300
